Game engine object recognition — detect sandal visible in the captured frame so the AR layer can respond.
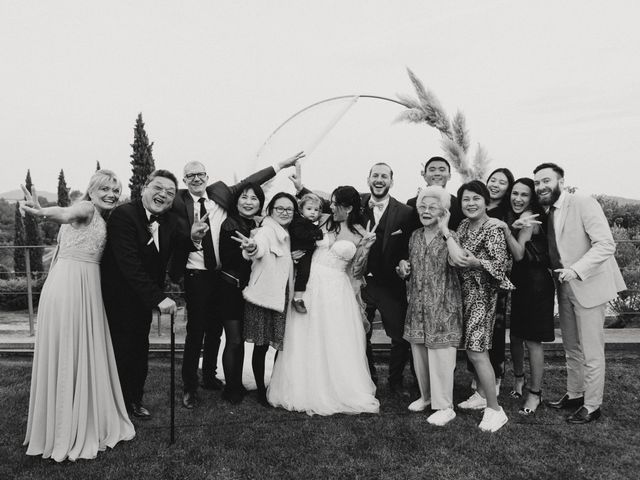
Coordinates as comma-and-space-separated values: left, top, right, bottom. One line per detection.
519, 389, 542, 416
509, 373, 526, 399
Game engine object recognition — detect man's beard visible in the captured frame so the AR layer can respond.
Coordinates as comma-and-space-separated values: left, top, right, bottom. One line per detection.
537, 183, 562, 206
369, 184, 390, 200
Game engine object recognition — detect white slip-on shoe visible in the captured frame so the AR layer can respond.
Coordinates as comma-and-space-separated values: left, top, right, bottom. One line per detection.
478, 406, 508, 432
457, 391, 487, 410
427, 408, 456, 426
408, 398, 431, 412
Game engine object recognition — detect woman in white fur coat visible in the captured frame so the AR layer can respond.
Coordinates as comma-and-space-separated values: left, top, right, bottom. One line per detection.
235, 192, 299, 406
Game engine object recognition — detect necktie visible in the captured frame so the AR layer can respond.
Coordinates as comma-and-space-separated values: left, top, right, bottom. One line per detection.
198, 198, 216, 270
547, 206, 561, 269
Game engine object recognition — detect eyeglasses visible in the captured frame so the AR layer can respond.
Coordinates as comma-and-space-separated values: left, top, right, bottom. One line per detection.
417, 204, 442, 214
150, 185, 176, 198
273, 206, 295, 215
185, 172, 207, 180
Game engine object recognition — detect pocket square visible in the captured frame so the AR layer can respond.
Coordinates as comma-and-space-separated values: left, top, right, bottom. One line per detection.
147, 237, 154, 246
391, 229, 403, 236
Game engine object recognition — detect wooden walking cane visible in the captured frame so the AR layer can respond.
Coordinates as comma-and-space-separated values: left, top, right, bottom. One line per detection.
170, 310, 176, 445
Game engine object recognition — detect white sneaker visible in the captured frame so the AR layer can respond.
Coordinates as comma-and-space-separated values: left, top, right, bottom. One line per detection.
478, 407, 508, 432
457, 391, 487, 410
427, 408, 456, 426
408, 398, 431, 412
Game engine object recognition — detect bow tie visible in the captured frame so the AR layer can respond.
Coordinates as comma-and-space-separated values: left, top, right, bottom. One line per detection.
368, 199, 386, 212
148, 214, 163, 224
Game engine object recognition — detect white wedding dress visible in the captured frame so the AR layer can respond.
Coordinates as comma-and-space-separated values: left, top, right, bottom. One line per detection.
267, 234, 380, 416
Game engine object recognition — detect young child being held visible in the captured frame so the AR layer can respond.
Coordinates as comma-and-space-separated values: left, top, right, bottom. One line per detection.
290, 193, 324, 313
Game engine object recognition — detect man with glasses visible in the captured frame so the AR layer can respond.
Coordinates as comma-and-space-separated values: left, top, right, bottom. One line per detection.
102, 170, 209, 419
170, 152, 304, 409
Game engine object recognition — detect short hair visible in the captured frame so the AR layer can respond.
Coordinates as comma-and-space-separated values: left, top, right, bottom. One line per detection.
423, 156, 451, 173
416, 186, 451, 210
82, 169, 122, 201
299, 193, 323, 210
266, 191, 299, 217
232, 182, 265, 215
144, 169, 179, 190
183, 161, 206, 177
533, 162, 565, 178
457, 180, 490, 205
368, 162, 394, 178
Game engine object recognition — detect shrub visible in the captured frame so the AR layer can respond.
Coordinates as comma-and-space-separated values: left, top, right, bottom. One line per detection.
0, 276, 45, 310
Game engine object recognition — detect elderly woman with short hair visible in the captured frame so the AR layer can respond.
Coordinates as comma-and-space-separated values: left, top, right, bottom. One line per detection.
397, 186, 463, 426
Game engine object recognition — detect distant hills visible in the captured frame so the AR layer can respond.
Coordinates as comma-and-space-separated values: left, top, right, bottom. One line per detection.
0, 189, 57, 203
601, 195, 640, 206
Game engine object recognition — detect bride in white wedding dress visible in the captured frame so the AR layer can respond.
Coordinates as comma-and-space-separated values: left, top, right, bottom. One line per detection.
268, 186, 380, 416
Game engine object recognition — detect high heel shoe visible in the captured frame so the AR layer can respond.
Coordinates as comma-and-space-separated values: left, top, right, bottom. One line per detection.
518, 389, 542, 416
509, 373, 526, 399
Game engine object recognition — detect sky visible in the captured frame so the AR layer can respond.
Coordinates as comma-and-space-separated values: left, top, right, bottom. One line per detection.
2, 0, 639, 202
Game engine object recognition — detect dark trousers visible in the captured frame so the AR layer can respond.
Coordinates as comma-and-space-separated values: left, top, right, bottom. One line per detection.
182, 270, 224, 393
109, 309, 152, 406
293, 247, 314, 292
362, 276, 411, 386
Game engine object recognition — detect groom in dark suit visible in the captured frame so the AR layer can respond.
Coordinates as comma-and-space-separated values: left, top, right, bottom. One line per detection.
169, 152, 304, 409
102, 169, 207, 419
361, 163, 414, 395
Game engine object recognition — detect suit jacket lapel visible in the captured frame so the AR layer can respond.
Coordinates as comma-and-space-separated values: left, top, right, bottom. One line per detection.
557, 194, 572, 238
382, 197, 399, 252
183, 191, 195, 226
135, 201, 160, 254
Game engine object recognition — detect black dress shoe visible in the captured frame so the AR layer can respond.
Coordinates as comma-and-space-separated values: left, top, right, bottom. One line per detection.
222, 388, 244, 405
129, 402, 152, 419
182, 391, 197, 409
201, 377, 224, 390
546, 393, 584, 410
567, 406, 601, 424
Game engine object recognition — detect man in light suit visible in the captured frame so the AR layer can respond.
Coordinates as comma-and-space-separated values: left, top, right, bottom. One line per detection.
533, 162, 625, 424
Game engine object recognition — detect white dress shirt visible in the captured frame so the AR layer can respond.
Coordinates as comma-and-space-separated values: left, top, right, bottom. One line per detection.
185, 193, 227, 270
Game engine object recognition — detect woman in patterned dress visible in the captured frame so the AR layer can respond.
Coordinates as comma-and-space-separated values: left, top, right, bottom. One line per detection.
397, 186, 463, 426
441, 180, 514, 432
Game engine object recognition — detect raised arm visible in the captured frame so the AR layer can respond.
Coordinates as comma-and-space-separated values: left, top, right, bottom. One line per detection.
20, 185, 94, 225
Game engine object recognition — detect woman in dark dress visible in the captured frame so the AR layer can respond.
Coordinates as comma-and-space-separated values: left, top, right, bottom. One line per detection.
218, 183, 265, 404
496, 178, 555, 415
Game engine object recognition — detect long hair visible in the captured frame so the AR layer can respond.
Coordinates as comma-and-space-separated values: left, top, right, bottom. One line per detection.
486, 167, 515, 216
326, 185, 364, 234
505, 177, 544, 226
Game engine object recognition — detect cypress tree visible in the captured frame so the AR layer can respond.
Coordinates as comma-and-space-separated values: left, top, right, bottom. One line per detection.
128, 113, 155, 202
57, 169, 70, 207
23, 170, 44, 274
96, 160, 101, 171
13, 203, 26, 276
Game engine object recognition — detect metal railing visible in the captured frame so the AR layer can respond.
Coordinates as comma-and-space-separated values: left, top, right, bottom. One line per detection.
2, 240, 640, 336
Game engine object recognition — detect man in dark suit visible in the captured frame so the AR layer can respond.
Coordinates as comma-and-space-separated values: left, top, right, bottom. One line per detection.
361, 162, 414, 395
407, 156, 463, 232
169, 152, 304, 409
102, 169, 208, 419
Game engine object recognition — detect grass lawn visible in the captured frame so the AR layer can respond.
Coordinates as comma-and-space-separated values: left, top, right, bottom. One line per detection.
1, 352, 639, 480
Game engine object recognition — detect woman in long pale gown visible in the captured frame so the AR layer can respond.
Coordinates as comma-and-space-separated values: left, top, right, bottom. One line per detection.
22, 170, 135, 462
267, 186, 379, 416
